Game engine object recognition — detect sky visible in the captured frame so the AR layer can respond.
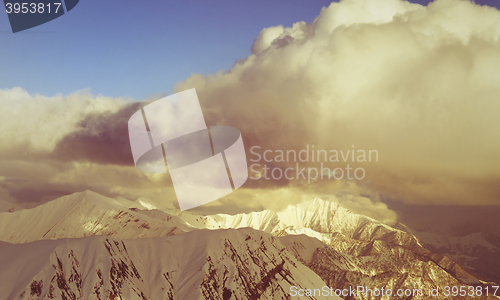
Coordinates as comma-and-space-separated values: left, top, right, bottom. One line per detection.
0, 0, 332, 99
0, 0, 500, 227
1, 0, 498, 99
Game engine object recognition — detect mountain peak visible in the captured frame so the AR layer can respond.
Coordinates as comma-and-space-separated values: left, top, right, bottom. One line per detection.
0, 191, 186, 244
0, 228, 341, 300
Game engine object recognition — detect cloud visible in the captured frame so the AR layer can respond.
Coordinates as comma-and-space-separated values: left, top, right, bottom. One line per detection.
52, 102, 141, 165
0, 158, 177, 208
251, 25, 286, 55
1, 0, 500, 218
0, 87, 128, 156
175, 0, 500, 206
0, 88, 177, 207
331, 193, 398, 224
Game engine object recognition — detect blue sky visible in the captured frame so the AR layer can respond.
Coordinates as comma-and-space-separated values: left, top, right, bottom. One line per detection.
0, 0, 498, 99
0, 0, 332, 99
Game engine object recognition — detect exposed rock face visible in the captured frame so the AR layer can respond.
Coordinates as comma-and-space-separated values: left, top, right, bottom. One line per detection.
280, 234, 497, 300
413, 230, 500, 285
0, 228, 339, 300
173, 198, 490, 286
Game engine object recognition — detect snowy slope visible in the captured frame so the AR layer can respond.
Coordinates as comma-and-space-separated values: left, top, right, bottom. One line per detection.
1, 190, 495, 299
172, 198, 409, 243
0, 191, 189, 244
0, 194, 395, 245
0, 192, 434, 248
142, 197, 485, 288
0, 228, 341, 300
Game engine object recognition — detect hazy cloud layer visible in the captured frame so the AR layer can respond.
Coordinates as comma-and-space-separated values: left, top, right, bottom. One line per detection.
52, 102, 141, 165
0, 88, 176, 207
0, 88, 126, 155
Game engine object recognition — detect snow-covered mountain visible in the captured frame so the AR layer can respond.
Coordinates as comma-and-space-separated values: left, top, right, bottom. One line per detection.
173, 198, 382, 236
172, 199, 496, 298
414, 231, 500, 285
1, 193, 386, 244
0, 191, 188, 244
0, 228, 340, 300
279, 234, 500, 300
162, 199, 488, 285
175, 198, 419, 244
1, 191, 497, 299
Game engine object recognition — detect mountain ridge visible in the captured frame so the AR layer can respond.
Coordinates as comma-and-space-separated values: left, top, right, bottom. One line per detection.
0, 228, 341, 300
1, 190, 498, 299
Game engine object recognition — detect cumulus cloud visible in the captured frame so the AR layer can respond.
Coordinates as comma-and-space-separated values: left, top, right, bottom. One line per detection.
175, 0, 500, 206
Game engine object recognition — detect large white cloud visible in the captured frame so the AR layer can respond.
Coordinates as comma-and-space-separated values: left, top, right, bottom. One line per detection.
175, 0, 500, 206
